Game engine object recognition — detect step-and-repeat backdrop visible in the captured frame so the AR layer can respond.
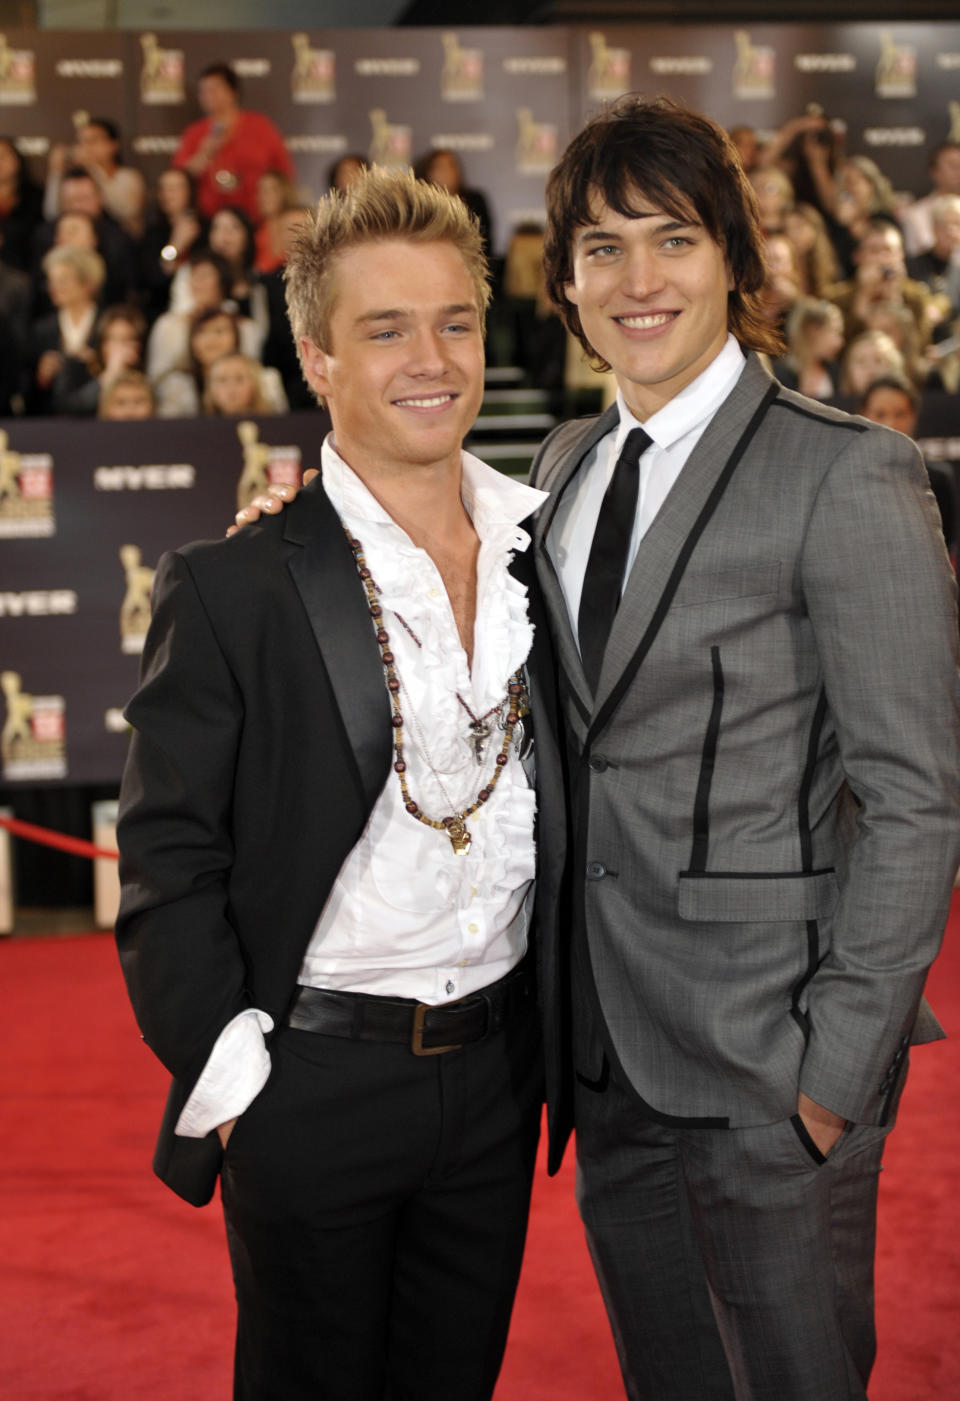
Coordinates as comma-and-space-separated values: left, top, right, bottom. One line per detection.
1, 401, 957, 788
1, 21, 960, 786
0, 411, 327, 786
0, 23, 958, 250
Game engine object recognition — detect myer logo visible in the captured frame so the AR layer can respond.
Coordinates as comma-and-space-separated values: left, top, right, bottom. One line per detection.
733, 30, 775, 101
291, 33, 335, 103
649, 56, 713, 75
503, 57, 566, 76
441, 32, 484, 102
55, 59, 123, 78
0, 33, 36, 105
0, 434, 55, 538
863, 128, 925, 147
587, 33, 630, 102
355, 58, 419, 77
1, 672, 67, 781
430, 133, 494, 152
794, 54, 856, 73
288, 135, 346, 154
94, 464, 195, 490
133, 136, 179, 155
234, 59, 270, 78
119, 544, 155, 655
0, 590, 77, 617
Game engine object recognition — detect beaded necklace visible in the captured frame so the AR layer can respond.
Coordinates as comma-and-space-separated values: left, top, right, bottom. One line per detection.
345, 528, 527, 855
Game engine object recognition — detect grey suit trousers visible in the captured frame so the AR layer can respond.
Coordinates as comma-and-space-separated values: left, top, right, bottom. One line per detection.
574, 1058, 892, 1401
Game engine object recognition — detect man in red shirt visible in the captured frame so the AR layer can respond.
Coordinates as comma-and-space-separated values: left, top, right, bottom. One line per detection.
173, 62, 295, 223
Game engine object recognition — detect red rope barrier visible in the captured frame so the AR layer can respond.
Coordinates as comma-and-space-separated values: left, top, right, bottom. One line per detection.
0, 814, 118, 861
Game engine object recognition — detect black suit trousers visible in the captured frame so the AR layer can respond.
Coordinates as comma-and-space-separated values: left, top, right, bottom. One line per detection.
220, 1002, 543, 1401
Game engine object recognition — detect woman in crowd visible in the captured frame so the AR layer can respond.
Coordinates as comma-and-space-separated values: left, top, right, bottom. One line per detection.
774, 297, 846, 400
254, 171, 298, 274
759, 233, 803, 333
328, 154, 368, 193
0, 136, 42, 272
750, 167, 795, 235
140, 166, 205, 322
146, 247, 262, 382
42, 302, 146, 415
413, 147, 492, 255
838, 327, 909, 398
207, 205, 267, 334
28, 244, 105, 413
203, 350, 287, 416
45, 118, 146, 240
154, 305, 241, 416
783, 202, 840, 297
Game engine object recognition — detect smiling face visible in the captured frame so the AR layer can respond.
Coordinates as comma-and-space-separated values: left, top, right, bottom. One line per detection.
564, 192, 733, 421
299, 237, 485, 484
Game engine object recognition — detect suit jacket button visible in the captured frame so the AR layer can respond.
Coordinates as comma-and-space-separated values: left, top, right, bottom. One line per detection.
589, 755, 609, 773
586, 861, 606, 880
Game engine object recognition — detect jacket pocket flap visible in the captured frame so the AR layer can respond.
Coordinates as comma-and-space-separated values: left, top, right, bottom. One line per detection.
678, 870, 839, 923
672, 561, 781, 607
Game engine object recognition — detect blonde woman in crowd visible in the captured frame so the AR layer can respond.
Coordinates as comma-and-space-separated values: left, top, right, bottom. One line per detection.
202, 350, 287, 416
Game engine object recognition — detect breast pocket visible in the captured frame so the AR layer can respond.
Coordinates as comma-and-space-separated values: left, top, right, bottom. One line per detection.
672, 561, 782, 609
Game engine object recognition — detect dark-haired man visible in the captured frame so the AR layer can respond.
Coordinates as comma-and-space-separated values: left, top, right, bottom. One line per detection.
532, 95, 960, 1401
236, 98, 960, 1401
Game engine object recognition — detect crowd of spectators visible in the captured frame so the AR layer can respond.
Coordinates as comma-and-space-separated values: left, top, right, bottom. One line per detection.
1, 70, 959, 465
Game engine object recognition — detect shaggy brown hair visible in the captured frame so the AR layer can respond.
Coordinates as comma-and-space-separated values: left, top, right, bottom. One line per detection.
543, 96, 784, 366
284, 166, 490, 365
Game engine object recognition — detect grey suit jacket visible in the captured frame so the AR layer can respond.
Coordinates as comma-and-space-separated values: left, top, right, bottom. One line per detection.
532, 353, 960, 1161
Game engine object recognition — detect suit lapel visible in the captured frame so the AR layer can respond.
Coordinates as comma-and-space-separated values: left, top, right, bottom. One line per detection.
284, 477, 392, 813
534, 406, 619, 725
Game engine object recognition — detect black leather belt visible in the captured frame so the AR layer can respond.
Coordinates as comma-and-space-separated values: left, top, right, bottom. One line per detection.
285, 963, 534, 1056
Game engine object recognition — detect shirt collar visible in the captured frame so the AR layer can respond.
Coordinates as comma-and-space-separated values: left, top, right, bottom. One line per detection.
320, 435, 548, 545
614, 334, 747, 454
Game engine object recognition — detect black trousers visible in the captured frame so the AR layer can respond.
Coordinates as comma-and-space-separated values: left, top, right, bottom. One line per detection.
220, 1000, 543, 1401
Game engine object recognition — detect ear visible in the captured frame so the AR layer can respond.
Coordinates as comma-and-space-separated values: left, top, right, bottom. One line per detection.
299, 337, 332, 399
563, 281, 580, 307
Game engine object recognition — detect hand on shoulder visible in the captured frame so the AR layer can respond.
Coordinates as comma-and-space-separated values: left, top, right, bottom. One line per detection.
227, 470, 316, 536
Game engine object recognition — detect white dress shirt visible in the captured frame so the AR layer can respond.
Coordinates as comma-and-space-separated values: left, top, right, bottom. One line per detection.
176, 441, 548, 1138
546, 335, 746, 636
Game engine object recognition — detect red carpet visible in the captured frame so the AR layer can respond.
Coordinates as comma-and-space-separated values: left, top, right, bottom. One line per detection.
1, 898, 958, 1399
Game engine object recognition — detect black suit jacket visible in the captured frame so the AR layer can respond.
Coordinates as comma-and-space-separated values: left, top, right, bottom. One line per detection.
116, 474, 566, 1206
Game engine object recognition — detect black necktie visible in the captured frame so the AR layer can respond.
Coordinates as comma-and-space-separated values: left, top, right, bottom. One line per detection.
577, 427, 651, 692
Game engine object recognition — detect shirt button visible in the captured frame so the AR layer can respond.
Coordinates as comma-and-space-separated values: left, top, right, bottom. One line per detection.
589, 755, 609, 773
586, 861, 606, 880
445, 980, 455, 995
468, 921, 479, 934
429, 587, 441, 599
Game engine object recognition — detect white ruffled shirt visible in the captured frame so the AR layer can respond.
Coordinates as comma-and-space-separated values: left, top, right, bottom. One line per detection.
176, 440, 548, 1138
